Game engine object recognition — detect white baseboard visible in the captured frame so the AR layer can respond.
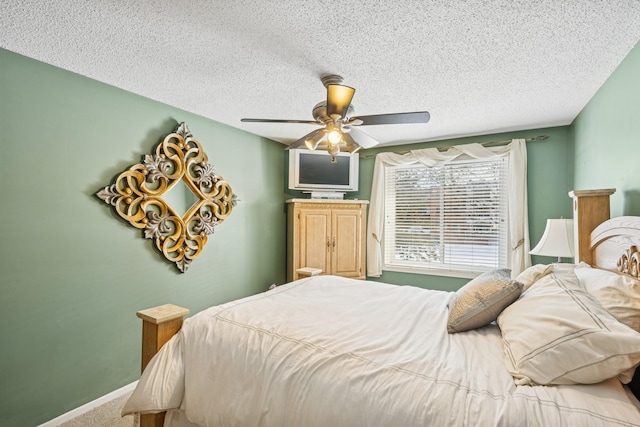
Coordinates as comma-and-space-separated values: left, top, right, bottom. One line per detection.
38, 381, 138, 426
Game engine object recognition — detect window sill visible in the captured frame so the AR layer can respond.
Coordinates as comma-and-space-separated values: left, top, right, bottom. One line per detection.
382, 264, 486, 279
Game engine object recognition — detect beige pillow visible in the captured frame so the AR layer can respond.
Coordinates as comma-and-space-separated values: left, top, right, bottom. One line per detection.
447, 269, 523, 333
497, 264, 640, 385
574, 265, 640, 332
515, 263, 554, 291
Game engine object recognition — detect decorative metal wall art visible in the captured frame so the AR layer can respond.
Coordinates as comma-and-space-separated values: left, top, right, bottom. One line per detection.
97, 123, 238, 272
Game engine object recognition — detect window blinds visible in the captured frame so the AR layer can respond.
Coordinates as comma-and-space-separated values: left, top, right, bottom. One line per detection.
383, 157, 509, 273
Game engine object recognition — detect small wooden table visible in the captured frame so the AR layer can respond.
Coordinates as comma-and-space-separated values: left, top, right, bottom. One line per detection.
296, 267, 323, 277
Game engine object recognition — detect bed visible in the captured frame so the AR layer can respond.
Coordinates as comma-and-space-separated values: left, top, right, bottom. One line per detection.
122, 188, 640, 426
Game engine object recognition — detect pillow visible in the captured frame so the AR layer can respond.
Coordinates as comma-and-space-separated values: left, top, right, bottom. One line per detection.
497, 264, 640, 385
515, 263, 554, 291
447, 269, 523, 333
574, 264, 640, 383
574, 265, 640, 332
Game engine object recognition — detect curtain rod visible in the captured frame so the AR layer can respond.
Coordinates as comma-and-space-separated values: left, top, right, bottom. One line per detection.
358, 135, 549, 159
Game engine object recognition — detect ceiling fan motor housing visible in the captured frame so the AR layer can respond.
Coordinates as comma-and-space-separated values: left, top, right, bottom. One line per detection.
320, 74, 344, 87
313, 102, 355, 123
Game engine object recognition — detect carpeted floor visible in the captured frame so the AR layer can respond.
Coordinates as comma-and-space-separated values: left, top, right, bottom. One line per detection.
59, 391, 135, 427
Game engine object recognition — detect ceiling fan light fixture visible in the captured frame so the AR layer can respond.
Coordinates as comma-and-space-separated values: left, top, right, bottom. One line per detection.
327, 128, 342, 145
344, 140, 361, 154
327, 143, 340, 163
304, 129, 325, 150
304, 139, 319, 150
342, 132, 362, 154
327, 84, 355, 118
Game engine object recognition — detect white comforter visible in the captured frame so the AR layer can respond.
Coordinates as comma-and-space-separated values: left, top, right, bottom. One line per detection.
123, 275, 640, 426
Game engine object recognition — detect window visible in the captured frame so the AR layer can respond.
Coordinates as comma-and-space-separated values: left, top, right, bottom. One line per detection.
383, 157, 509, 276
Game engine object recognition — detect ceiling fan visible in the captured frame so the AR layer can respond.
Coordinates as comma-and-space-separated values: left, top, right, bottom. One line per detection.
241, 75, 430, 161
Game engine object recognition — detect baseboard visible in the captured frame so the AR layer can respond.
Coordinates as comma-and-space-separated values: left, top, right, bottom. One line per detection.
38, 381, 138, 426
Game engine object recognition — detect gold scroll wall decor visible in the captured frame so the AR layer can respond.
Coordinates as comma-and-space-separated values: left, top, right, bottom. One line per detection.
96, 122, 237, 272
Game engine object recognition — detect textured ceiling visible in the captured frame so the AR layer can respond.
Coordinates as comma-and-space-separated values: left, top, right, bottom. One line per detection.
2, 1, 640, 147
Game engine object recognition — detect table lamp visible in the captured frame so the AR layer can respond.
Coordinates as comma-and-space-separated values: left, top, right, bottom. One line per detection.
530, 218, 574, 262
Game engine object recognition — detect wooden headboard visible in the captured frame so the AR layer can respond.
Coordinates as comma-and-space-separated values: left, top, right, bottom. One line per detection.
570, 188, 640, 278
590, 217, 640, 277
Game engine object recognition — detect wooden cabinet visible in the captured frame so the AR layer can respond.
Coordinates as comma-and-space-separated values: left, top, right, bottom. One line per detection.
287, 199, 368, 281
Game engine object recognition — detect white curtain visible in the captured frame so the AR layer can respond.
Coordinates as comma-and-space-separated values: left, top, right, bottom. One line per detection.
366, 139, 530, 277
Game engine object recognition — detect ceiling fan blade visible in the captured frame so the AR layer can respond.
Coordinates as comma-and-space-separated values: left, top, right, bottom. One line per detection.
348, 127, 380, 149
284, 128, 326, 150
241, 118, 320, 125
326, 84, 355, 119
351, 111, 431, 126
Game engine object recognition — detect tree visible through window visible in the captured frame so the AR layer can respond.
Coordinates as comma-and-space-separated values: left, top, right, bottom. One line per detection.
383, 157, 509, 274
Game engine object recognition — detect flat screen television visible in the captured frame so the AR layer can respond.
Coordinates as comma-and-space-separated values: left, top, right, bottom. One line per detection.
288, 149, 359, 193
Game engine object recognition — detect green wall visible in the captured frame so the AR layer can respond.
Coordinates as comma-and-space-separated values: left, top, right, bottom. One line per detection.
3, 35, 638, 425
0, 49, 287, 426
357, 127, 574, 290
572, 41, 640, 217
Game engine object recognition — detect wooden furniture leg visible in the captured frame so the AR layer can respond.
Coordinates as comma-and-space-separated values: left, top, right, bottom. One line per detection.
136, 304, 190, 427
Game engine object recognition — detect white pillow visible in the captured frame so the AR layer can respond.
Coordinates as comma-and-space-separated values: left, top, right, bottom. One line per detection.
497, 264, 640, 385
574, 265, 640, 332
515, 263, 553, 291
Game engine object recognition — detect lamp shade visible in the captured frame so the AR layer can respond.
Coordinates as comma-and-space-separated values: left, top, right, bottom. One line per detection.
530, 219, 574, 259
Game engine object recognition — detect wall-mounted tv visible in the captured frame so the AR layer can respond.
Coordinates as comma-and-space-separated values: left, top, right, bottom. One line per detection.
288, 149, 359, 193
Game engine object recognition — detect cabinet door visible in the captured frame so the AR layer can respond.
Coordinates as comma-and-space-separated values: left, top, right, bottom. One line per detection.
299, 209, 331, 275
331, 209, 363, 278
